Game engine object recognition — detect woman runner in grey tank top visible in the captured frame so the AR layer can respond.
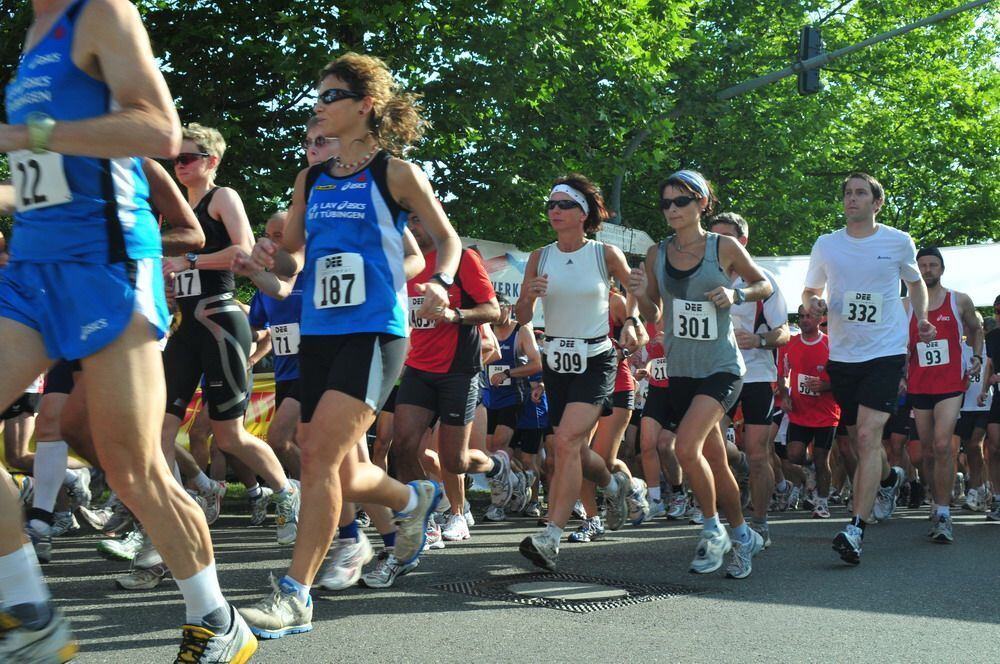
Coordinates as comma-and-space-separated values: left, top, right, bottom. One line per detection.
629, 170, 774, 580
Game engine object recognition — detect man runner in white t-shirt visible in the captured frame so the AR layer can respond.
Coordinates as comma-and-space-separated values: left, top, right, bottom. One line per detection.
803, 173, 935, 565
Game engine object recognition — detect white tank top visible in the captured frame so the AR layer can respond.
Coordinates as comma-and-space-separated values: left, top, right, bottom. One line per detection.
537, 239, 612, 357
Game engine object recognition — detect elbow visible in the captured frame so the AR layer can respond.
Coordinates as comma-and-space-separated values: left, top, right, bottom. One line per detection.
484, 302, 501, 324
155, 120, 182, 159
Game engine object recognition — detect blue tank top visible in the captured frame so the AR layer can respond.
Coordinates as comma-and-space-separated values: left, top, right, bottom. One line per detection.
248, 274, 304, 383
300, 152, 407, 337
517, 371, 549, 429
4, 0, 160, 264
483, 324, 528, 409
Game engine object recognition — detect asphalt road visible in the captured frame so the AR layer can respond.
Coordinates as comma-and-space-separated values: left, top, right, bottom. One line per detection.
48, 500, 1000, 663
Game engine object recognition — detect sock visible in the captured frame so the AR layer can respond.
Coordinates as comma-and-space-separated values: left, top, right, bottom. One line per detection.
880, 467, 898, 488
671, 484, 684, 494
191, 472, 214, 494
849, 515, 867, 534
702, 514, 722, 534
381, 531, 397, 549
274, 481, 294, 497
752, 516, 768, 526
775, 479, 789, 492
648, 486, 662, 503
246, 483, 262, 499
400, 485, 419, 515
936, 504, 950, 518
603, 474, 620, 496
175, 562, 227, 627
485, 456, 501, 478
338, 521, 360, 542
0, 544, 50, 608
278, 574, 311, 604
731, 522, 751, 544
543, 522, 564, 543
26, 508, 54, 536
32, 441, 69, 513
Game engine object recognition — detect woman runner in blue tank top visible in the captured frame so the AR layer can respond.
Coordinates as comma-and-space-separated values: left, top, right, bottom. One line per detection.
236, 53, 462, 640
629, 170, 773, 580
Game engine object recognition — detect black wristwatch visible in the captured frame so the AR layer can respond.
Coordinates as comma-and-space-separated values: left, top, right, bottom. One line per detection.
185, 252, 198, 270
430, 272, 454, 288
453, 308, 465, 325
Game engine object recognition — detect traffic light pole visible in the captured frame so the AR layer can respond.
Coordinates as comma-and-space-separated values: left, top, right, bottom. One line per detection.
716, 0, 995, 100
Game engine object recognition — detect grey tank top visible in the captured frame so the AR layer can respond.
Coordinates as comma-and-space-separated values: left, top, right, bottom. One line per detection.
655, 233, 745, 379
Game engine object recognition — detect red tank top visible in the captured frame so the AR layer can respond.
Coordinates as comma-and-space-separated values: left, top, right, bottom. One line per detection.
644, 321, 669, 388
610, 311, 635, 393
778, 333, 839, 428
907, 291, 965, 396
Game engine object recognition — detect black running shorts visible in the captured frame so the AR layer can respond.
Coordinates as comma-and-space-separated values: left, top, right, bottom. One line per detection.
396, 366, 479, 427
1, 393, 40, 420
726, 381, 775, 426
786, 423, 836, 450
542, 348, 616, 428
642, 385, 677, 431
669, 372, 743, 423
827, 354, 905, 426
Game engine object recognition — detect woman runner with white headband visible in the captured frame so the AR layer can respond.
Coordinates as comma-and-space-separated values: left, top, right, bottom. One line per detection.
515, 174, 642, 571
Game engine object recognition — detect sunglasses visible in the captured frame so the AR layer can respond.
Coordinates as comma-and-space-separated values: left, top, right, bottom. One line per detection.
318, 87, 362, 105
173, 152, 209, 166
302, 136, 336, 150
660, 195, 699, 210
546, 200, 581, 211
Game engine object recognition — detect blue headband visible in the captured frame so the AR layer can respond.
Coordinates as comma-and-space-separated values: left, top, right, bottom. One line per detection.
668, 170, 709, 199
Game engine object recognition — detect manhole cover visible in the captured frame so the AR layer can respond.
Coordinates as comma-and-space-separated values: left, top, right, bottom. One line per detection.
434, 572, 709, 613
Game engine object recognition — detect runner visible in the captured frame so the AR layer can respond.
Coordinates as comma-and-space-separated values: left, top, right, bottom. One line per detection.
630, 169, 773, 579
958, 313, 991, 512
978, 295, 1000, 521
236, 52, 459, 639
515, 173, 641, 571
905, 247, 982, 543
0, 0, 254, 659
802, 172, 933, 565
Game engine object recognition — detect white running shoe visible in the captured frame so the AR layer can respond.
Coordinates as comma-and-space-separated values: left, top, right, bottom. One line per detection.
77, 504, 113, 531
239, 576, 313, 640
176, 604, 257, 662
196, 479, 228, 526
423, 516, 445, 551
787, 485, 801, 511
519, 531, 559, 571
603, 471, 631, 531
667, 492, 689, 520
26, 523, 52, 564
487, 451, 515, 508
273, 480, 301, 545
930, 513, 954, 544
394, 480, 441, 564
774, 482, 793, 512
463, 499, 476, 527
571, 499, 587, 520
248, 487, 274, 527
360, 550, 418, 589
441, 513, 471, 541
689, 528, 732, 574
522, 501, 542, 518
0, 606, 78, 663
812, 502, 831, 519
832, 524, 863, 565
873, 466, 904, 521
647, 499, 667, 520
65, 467, 92, 510
750, 521, 771, 549
726, 528, 765, 579
627, 477, 650, 525
687, 506, 704, 525
484, 504, 505, 522
97, 528, 144, 561
509, 471, 531, 514
318, 531, 375, 590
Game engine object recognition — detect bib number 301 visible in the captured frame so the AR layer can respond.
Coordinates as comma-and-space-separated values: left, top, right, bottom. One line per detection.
9, 150, 73, 212
314, 253, 366, 309
673, 299, 718, 341
546, 338, 586, 374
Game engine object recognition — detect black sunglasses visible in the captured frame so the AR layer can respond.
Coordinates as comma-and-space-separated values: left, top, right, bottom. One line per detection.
546, 199, 581, 211
318, 87, 362, 105
173, 152, 209, 166
660, 195, 699, 210
302, 136, 335, 150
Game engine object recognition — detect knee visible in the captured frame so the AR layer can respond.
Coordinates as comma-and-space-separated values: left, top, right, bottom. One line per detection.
674, 443, 700, 470
441, 449, 468, 475
553, 433, 579, 457
746, 443, 771, 465
932, 438, 953, 458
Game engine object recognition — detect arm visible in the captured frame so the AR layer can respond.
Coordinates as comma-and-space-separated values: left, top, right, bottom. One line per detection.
510, 324, 543, 379
712, 235, 772, 305
979, 355, 995, 406
141, 158, 204, 256
604, 245, 646, 352
248, 332, 271, 369
0, 183, 13, 216
905, 278, 936, 343
243, 269, 296, 300
0, 0, 180, 157
957, 292, 984, 375
240, 168, 308, 278
628, 244, 663, 324
402, 228, 425, 281
480, 324, 501, 365
514, 249, 544, 327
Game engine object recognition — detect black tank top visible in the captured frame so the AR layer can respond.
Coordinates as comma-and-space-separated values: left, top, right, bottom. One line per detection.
189, 187, 235, 300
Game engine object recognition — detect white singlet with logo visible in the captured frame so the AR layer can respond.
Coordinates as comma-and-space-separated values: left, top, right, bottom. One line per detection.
730, 267, 787, 383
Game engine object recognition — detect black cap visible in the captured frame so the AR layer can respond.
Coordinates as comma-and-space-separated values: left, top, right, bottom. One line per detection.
916, 246, 944, 268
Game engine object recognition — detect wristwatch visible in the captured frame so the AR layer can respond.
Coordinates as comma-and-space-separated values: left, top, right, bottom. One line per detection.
186, 252, 198, 270
757, 334, 767, 348
26, 112, 56, 153
733, 287, 746, 305
430, 272, 454, 289
453, 308, 465, 324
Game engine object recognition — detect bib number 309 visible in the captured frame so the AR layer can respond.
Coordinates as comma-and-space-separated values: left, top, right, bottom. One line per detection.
314, 253, 366, 309
9, 150, 73, 213
546, 338, 586, 374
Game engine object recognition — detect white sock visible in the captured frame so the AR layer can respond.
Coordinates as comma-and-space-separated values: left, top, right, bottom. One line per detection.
401, 485, 419, 514
32, 441, 69, 513
648, 486, 662, 503
175, 562, 227, 625
191, 471, 214, 494
603, 474, 620, 496
0, 544, 50, 608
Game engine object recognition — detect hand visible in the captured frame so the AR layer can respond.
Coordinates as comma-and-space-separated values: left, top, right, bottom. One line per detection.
917, 319, 936, 343
704, 286, 735, 309
527, 274, 548, 299
414, 281, 450, 319
531, 383, 545, 403
490, 370, 509, 386
231, 249, 263, 277
627, 263, 648, 297
979, 391, 989, 407
964, 357, 982, 382
806, 295, 827, 318
734, 328, 758, 350
990, 373, 1000, 386
162, 263, 177, 308
898, 377, 908, 398
803, 377, 825, 393
163, 256, 187, 275
618, 322, 640, 354
633, 367, 649, 381
248, 237, 279, 271
780, 394, 793, 413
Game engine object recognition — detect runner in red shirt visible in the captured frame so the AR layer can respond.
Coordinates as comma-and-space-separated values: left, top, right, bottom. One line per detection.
777, 305, 840, 518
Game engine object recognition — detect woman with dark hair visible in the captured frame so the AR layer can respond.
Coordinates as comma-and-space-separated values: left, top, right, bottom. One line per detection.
629, 169, 773, 579
514, 174, 642, 571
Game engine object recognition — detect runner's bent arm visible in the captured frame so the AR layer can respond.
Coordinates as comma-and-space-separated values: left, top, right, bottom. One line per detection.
514, 249, 543, 327
142, 158, 205, 255
957, 292, 984, 373
715, 235, 772, 305
905, 277, 935, 342
605, 244, 646, 352
402, 228, 425, 280
511, 324, 543, 379
629, 244, 662, 324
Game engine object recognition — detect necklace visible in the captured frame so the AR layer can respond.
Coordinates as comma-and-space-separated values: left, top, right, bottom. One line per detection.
670, 234, 705, 259
334, 144, 379, 172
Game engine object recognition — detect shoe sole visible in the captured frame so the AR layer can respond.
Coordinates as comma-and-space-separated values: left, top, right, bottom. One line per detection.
249, 623, 313, 640
518, 537, 556, 571
832, 533, 860, 565
230, 639, 258, 664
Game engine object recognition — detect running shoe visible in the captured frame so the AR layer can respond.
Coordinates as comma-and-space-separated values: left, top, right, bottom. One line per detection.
101, 494, 134, 536
77, 504, 113, 531
424, 515, 445, 551
962, 486, 982, 512
441, 513, 471, 541
132, 527, 163, 569
873, 466, 904, 521
647, 499, 667, 521
812, 502, 831, 519
603, 471, 630, 531
568, 517, 604, 543
26, 523, 52, 564
273, 479, 301, 545
394, 479, 441, 565
176, 604, 257, 662
522, 501, 542, 518
802, 488, 817, 512
519, 532, 558, 571
117, 563, 169, 590
667, 492, 689, 520
726, 528, 765, 579
749, 521, 771, 549
239, 576, 313, 640
65, 467, 92, 510
987, 503, 1000, 522
360, 550, 418, 589
687, 505, 704, 525
571, 499, 587, 520
509, 471, 531, 514
356, 509, 371, 528
689, 528, 732, 574
318, 531, 374, 591
786, 485, 801, 511
484, 504, 505, 522
627, 477, 651, 526
248, 487, 274, 527
97, 528, 144, 561
464, 499, 476, 527
953, 472, 966, 505
11, 473, 33, 506
832, 524, 863, 565
929, 513, 954, 543
774, 482, 793, 512
49, 512, 79, 537
487, 450, 514, 508
196, 479, 228, 526
0, 606, 78, 663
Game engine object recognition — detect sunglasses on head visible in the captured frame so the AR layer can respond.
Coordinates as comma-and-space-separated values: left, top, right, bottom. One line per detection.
318, 87, 362, 105
660, 195, 699, 210
546, 199, 581, 211
302, 135, 336, 150
173, 152, 209, 166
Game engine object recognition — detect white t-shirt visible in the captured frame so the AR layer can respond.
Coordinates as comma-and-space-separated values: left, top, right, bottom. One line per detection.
804, 225, 919, 363
730, 267, 787, 383
962, 343, 991, 412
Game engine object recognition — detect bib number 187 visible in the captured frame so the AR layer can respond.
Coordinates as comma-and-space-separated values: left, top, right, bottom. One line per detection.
314, 253, 366, 309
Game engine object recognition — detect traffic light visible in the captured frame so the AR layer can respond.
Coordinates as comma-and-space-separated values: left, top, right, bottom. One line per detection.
798, 26, 822, 95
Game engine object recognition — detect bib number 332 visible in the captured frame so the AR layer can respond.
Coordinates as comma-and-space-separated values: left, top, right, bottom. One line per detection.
314, 253, 366, 309
842, 291, 882, 324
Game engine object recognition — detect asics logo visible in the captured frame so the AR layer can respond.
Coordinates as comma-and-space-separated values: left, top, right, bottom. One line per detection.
80, 318, 108, 341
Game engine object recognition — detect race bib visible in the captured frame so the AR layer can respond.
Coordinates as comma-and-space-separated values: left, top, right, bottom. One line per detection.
173, 269, 202, 298
651, 357, 669, 382
673, 299, 718, 341
9, 150, 73, 212
917, 339, 949, 368
797, 373, 820, 397
842, 291, 883, 324
270, 323, 300, 356
546, 338, 586, 374
408, 296, 436, 330
314, 253, 366, 309
489, 364, 512, 386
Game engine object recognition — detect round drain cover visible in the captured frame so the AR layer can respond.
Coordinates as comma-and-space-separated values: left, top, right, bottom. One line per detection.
507, 581, 629, 601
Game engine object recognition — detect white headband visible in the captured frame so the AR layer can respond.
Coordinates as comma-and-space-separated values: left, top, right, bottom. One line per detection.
550, 184, 590, 216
